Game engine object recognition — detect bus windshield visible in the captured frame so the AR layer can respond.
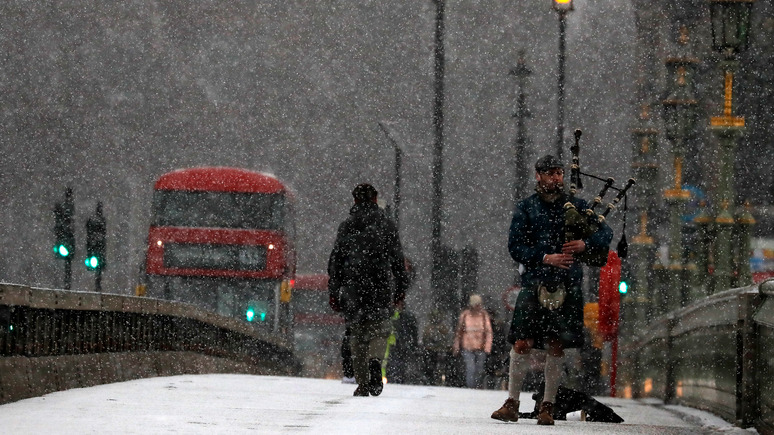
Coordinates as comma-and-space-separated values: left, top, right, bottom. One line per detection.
152, 190, 285, 230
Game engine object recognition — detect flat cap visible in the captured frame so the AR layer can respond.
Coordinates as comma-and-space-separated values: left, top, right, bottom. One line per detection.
535, 155, 563, 172
352, 183, 378, 203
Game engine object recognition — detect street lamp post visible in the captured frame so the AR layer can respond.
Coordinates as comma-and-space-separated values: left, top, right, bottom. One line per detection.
431, 0, 446, 301
553, 0, 573, 162
510, 50, 532, 286
707, 0, 756, 291
510, 50, 532, 204
378, 121, 403, 231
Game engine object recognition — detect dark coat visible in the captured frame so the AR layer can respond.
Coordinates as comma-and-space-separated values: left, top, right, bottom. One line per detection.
507, 192, 612, 348
392, 309, 418, 361
327, 202, 409, 323
387, 309, 419, 383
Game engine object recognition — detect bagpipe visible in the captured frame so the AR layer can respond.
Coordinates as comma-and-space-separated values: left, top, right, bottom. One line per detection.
563, 129, 635, 267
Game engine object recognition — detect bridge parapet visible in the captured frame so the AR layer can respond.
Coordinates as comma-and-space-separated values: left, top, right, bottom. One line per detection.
623, 278, 774, 434
0, 283, 300, 405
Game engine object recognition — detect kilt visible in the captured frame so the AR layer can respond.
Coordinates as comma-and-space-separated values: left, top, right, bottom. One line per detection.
508, 282, 584, 349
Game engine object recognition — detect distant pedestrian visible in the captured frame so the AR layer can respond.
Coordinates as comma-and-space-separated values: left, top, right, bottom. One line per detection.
328, 183, 410, 397
453, 294, 493, 389
422, 309, 452, 386
387, 300, 418, 384
483, 306, 509, 390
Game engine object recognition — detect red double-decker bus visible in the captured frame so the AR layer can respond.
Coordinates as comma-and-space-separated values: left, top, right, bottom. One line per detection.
145, 167, 296, 336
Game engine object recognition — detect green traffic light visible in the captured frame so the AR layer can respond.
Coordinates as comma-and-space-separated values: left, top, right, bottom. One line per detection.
55, 244, 69, 257
85, 256, 99, 269
619, 281, 628, 294
245, 306, 266, 322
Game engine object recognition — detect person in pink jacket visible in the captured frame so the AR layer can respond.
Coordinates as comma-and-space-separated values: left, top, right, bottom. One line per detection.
453, 294, 493, 388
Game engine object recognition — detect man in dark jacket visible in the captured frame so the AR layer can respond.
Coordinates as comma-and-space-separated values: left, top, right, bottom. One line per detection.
387, 299, 418, 384
328, 183, 409, 397
491, 155, 612, 425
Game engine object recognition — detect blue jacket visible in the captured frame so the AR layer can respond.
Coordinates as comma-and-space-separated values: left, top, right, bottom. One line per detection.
508, 192, 612, 288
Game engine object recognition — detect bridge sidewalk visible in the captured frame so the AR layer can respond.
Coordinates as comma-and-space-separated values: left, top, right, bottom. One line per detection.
0, 374, 755, 434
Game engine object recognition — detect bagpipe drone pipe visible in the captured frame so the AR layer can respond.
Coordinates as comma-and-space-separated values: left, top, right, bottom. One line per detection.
563, 129, 635, 267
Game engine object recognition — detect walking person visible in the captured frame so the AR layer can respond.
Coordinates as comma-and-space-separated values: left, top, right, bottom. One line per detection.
491, 155, 612, 425
387, 300, 419, 384
483, 306, 509, 390
328, 183, 410, 397
452, 294, 493, 389
421, 309, 452, 386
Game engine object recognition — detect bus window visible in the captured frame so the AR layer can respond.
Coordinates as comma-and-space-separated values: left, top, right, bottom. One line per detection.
152, 191, 285, 230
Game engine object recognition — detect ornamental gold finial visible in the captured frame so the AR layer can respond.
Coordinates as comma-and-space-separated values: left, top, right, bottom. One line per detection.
678, 25, 689, 46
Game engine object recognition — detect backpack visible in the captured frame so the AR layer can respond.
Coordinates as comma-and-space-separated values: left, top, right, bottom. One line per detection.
337, 213, 393, 321
341, 217, 390, 283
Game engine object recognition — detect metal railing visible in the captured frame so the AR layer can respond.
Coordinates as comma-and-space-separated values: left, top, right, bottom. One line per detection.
0, 283, 300, 404
622, 278, 774, 434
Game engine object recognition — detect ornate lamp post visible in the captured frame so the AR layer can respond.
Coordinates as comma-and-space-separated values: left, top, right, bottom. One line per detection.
708, 0, 755, 291
709, 0, 754, 57
630, 104, 659, 327
661, 26, 698, 312
622, 109, 661, 398
552, 0, 573, 162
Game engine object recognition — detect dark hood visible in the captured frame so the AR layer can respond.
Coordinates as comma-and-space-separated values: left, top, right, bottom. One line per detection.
349, 201, 382, 220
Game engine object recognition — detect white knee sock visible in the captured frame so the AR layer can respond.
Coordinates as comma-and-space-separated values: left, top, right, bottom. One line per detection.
508, 349, 530, 399
543, 354, 563, 403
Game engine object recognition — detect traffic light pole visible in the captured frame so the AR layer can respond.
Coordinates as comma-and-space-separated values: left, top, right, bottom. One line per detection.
64, 257, 72, 290
54, 188, 75, 290
85, 202, 106, 292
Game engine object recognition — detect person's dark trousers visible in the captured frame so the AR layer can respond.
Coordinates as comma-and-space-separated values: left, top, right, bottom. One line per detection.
421, 349, 440, 385
581, 344, 602, 395
349, 317, 391, 388
387, 357, 406, 384
341, 326, 355, 378
426, 350, 449, 386
445, 350, 465, 388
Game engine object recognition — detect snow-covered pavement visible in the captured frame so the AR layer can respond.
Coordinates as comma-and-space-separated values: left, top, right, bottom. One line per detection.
0, 374, 758, 434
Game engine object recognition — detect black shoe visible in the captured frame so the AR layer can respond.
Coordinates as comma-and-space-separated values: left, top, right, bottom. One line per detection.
368, 359, 383, 396
353, 385, 370, 396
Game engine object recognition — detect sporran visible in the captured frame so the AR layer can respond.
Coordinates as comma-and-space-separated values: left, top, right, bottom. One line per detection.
538, 282, 566, 311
